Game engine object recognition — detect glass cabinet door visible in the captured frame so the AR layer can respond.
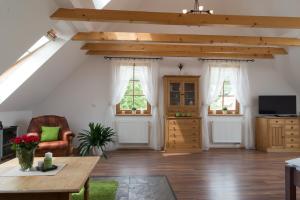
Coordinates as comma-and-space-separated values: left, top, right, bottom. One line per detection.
169, 82, 181, 105
184, 82, 195, 106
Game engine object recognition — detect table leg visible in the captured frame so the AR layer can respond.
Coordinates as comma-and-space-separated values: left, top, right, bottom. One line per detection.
84, 177, 90, 200
286, 165, 296, 200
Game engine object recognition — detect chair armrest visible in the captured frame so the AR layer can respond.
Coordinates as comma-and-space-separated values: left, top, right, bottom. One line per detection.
62, 131, 75, 142
27, 132, 39, 137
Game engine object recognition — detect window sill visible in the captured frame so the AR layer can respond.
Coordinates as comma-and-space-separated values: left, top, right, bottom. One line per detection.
208, 114, 244, 117
116, 114, 152, 117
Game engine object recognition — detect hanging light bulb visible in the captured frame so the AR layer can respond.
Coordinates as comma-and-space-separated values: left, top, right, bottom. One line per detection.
181, 0, 214, 15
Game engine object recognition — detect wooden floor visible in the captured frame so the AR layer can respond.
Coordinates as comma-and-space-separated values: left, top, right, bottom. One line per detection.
92, 149, 300, 200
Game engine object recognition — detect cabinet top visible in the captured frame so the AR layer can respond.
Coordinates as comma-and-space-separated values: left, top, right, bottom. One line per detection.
166, 117, 202, 119
163, 75, 200, 78
256, 116, 299, 119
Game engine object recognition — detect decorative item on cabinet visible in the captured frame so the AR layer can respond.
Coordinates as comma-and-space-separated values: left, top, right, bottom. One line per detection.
163, 75, 202, 152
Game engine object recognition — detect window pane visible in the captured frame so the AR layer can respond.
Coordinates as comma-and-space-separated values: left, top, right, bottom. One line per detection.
223, 81, 234, 96
210, 96, 222, 110
120, 96, 133, 110
28, 36, 50, 53
134, 81, 144, 95
124, 81, 133, 95
134, 96, 147, 110
16, 36, 50, 62
224, 96, 237, 110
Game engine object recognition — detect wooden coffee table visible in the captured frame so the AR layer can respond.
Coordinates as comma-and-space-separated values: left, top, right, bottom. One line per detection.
0, 157, 99, 200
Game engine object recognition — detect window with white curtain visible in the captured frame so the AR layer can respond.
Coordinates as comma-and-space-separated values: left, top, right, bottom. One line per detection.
116, 64, 151, 115
209, 80, 240, 115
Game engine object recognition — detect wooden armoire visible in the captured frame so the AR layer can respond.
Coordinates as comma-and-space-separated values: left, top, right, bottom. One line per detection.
163, 75, 202, 152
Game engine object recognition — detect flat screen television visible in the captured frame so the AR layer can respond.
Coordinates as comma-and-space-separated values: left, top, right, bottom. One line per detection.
259, 95, 297, 115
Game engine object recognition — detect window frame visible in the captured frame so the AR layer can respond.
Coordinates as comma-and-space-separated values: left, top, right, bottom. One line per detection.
116, 64, 151, 116
208, 81, 240, 115
16, 36, 51, 64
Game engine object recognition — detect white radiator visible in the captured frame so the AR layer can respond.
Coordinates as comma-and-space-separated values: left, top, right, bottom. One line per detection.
212, 121, 242, 143
116, 121, 149, 144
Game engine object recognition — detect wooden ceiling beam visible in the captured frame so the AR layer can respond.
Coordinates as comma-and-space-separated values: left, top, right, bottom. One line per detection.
51, 8, 300, 29
87, 50, 274, 59
72, 32, 300, 46
82, 43, 287, 55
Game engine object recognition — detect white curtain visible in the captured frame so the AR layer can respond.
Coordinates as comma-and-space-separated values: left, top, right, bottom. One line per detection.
234, 63, 254, 149
135, 60, 160, 150
201, 61, 254, 150
201, 62, 229, 150
105, 59, 133, 128
106, 59, 161, 150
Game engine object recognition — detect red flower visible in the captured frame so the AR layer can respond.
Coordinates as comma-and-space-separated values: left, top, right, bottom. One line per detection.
10, 135, 39, 145
14, 137, 21, 144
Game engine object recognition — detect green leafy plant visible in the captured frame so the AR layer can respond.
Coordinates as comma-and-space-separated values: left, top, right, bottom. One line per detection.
78, 123, 115, 159
222, 107, 228, 111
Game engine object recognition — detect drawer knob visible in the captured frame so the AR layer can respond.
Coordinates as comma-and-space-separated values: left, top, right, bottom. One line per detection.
291, 139, 294, 142
291, 127, 294, 129
276, 121, 278, 123
291, 145, 294, 148
291, 133, 294, 136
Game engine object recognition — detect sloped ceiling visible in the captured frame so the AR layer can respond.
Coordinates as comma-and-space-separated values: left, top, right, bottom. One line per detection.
0, 41, 87, 111
0, 0, 87, 111
0, 0, 57, 75
1, 0, 300, 112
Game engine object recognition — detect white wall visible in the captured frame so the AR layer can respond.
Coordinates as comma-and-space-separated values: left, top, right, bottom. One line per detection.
33, 56, 110, 146
32, 56, 300, 149
0, 111, 32, 135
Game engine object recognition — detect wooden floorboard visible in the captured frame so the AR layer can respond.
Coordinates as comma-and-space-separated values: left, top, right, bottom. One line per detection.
92, 149, 300, 200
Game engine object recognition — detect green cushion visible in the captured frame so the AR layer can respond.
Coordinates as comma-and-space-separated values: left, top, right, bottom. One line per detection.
72, 180, 118, 200
40, 126, 60, 142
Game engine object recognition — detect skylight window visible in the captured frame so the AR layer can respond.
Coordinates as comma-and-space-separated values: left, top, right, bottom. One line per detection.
0, 30, 64, 105
92, 0, 111, 9
17, 36, 50, 62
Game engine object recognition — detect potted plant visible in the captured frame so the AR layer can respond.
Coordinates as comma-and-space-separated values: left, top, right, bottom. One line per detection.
78, 122, 115, 159
222, 107, 228, 114
10, 135, 40, 171
132, 107, 137, 114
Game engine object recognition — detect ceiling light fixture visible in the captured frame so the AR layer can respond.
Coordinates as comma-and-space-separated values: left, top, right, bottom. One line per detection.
182, 0, 214, 15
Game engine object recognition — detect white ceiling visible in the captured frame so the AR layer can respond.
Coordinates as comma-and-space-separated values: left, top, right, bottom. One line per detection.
1, 0, 300, 111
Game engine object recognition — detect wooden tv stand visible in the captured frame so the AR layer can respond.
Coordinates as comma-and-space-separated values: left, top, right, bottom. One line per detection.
256, 116, 300, 152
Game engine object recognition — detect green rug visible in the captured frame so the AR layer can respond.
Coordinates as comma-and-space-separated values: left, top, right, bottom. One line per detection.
72, 180, 118, 200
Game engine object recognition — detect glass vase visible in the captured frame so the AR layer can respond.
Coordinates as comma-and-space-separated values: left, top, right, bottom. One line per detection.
16, 147, 35, 171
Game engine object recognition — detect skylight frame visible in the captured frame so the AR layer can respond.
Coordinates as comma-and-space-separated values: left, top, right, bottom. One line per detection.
16, 36, 50, 63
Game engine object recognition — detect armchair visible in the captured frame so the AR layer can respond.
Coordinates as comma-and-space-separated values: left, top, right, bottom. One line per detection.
27, 115, 75, 156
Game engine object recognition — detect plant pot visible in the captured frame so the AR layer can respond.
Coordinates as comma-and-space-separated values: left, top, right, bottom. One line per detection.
16, 147, 35, 171
222, 111, 228, 115
91, 146, 103, 156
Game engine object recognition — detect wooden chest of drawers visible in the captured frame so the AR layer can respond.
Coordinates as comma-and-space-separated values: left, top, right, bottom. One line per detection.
256, 117, 300, 152
165, 118, 201, 152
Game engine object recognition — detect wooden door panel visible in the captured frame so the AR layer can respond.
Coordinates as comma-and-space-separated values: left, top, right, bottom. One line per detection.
269, 125, 285, 148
